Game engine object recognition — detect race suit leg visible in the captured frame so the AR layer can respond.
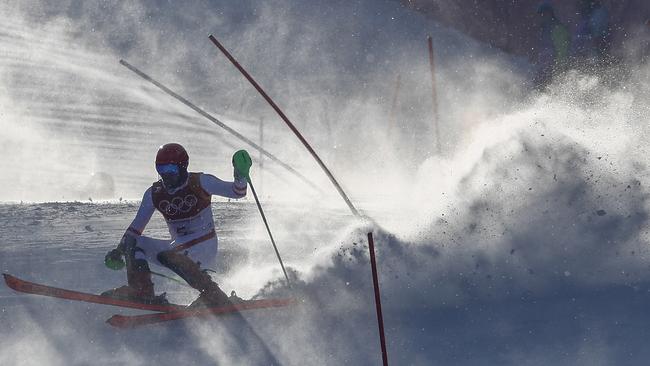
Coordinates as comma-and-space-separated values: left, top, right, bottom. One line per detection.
156, 236, 229, 306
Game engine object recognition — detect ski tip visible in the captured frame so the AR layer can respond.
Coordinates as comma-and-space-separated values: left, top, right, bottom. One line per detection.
3, 273, 27, 294
106, 315, 130, 329
3, 273, 17, 288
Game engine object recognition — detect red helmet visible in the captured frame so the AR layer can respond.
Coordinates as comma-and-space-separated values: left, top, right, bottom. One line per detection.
155, 143, 189, 168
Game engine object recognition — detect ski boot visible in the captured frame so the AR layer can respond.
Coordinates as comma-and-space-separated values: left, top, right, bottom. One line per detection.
157, 250, 231, 308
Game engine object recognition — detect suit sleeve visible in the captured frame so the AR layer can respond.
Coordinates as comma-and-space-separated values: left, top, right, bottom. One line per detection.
125, 187, 155, 236
200, 173, 247, 199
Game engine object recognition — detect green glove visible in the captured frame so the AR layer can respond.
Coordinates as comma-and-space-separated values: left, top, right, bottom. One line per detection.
104, 249, 125, 270
232, 150, 252, 181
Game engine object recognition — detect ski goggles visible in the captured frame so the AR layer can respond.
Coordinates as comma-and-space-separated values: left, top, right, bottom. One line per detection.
156, 163, 180, 175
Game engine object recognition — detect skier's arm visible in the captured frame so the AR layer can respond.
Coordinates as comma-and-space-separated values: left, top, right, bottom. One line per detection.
200, 173, 247, 199
124, 187, 155, 238
106, 188, 155, 268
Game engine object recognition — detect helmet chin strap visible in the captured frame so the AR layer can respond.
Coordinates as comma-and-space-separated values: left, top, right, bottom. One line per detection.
161, 169, 189, 191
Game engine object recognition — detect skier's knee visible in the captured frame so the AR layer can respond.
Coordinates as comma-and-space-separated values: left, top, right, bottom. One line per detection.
157, 250, 194, 271
157, 250, 179, 268
157, 251, 170, 266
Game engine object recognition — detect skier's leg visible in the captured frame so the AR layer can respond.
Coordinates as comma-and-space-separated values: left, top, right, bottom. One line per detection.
157, 237, 230, 306
123, 235, 154, 296
101, 235, 168, 304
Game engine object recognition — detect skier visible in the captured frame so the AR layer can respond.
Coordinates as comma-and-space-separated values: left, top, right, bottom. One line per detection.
102, 143, 252, 307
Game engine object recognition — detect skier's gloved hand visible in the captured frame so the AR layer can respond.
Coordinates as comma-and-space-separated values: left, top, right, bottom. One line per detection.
232, 149, 252, 181
105, 232, 136, 270
104, 249, 125, 270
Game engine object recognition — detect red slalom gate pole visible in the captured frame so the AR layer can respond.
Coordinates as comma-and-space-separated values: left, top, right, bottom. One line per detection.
367, 232, 389, 366
427, 35, 441, 154
208, 34, 361, 218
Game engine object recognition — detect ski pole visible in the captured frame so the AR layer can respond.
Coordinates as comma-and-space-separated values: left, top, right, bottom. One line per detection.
248, 178, 291, 288
148, 271, 192, 287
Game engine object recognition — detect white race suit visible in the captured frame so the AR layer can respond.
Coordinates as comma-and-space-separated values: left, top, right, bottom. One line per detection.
124, 172, 247, 268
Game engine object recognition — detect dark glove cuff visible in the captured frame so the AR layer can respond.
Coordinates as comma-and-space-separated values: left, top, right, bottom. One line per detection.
116, 234, 130, 253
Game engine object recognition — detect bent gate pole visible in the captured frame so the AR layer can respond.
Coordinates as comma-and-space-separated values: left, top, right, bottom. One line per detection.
207, 34, 388, 363
119, 59, 321, 193
207, 35, 360, 218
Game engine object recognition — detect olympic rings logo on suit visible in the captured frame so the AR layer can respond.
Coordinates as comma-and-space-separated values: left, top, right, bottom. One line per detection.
158, 194, 198, 216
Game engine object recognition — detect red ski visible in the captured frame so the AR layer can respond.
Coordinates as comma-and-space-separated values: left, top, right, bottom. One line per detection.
107, 297, 297, 328
3, 273, 184, 312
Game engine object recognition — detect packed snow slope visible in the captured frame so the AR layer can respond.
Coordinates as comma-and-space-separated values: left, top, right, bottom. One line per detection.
3, 117, 650, 365
1, 0, 650, 365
